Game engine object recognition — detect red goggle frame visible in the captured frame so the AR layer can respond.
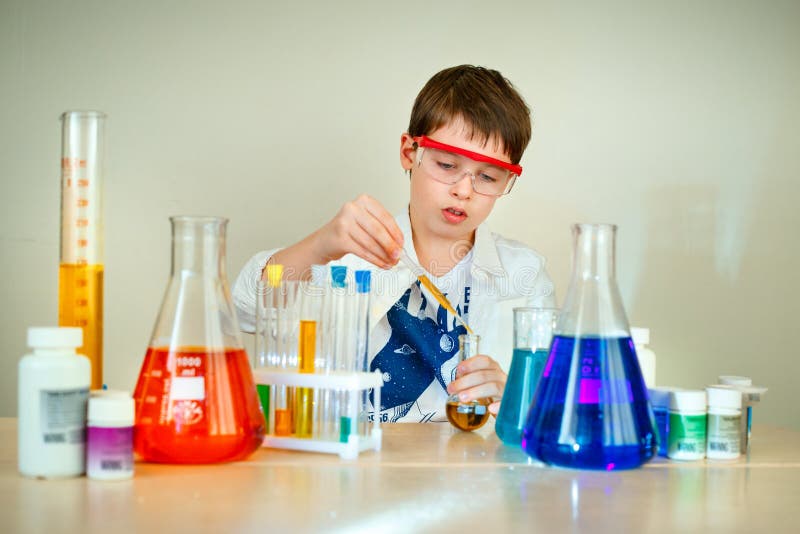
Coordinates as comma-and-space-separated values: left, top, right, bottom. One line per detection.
413, 135, 523, 176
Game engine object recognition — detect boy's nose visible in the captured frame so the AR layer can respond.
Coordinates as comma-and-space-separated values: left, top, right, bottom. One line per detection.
450, 172, 473, 199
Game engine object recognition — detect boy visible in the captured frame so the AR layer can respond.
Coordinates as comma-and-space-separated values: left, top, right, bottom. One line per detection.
233, 65, 555, 423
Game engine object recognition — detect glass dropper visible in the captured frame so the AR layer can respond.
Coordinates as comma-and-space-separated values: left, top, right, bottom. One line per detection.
398, 249, 474, 335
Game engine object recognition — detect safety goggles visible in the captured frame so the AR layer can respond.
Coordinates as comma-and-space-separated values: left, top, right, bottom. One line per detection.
413, 135, 521, 197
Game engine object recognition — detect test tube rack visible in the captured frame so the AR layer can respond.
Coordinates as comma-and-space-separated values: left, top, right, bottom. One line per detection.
254, 368, 382, 460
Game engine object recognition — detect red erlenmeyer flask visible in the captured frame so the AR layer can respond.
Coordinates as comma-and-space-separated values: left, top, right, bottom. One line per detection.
133, 216, 265, 463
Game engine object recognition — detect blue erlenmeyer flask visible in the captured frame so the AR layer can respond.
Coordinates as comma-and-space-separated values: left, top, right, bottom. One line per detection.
521, 224, 656, 470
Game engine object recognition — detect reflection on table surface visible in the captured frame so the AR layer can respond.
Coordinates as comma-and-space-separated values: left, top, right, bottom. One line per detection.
2, 418, 799, 533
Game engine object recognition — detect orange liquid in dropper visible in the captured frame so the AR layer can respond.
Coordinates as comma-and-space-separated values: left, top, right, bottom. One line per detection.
417, 274, 474, 334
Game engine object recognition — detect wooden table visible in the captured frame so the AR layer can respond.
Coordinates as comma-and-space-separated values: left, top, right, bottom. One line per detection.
2, 418, 798, 533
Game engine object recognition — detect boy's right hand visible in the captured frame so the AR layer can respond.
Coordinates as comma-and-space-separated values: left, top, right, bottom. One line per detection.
315, 194, 404, 269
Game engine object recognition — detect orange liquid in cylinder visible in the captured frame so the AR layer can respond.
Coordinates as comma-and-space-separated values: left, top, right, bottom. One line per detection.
58, 263, 104, 389
133, 346, 265, 463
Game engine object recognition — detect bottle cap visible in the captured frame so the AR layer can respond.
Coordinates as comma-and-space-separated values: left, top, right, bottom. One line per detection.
669, 390, 706, 412
648, 386, 684, 409
88, 390, 135, 425
718, 375, 752, 386
266, 264, 284, 288
331, 265, 347, 288
630, 327, 650, 345
725, 384, 768, 402
27, 327, 82, 349
355, 270, 371, 293
706, 385, 743, 410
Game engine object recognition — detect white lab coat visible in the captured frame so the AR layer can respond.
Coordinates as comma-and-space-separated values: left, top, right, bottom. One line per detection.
231, 211, 556, 373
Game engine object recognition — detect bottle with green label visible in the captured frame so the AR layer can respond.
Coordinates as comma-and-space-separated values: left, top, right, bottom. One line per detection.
667, 390, 707, 461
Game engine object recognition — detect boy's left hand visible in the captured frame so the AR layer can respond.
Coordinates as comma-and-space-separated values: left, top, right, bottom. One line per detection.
446, 354, 507, 416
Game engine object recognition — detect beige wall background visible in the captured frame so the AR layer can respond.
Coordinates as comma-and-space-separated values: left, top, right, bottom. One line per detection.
1, 0, 798, 429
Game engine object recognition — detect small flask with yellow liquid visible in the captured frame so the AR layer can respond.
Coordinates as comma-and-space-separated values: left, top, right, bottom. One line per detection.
446, 334, 491, 432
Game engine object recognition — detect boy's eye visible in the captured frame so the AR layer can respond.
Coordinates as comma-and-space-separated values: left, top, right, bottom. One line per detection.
478, 172, 500, 183
435, 159, 458, 171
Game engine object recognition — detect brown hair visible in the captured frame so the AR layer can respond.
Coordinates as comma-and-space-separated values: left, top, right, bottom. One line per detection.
408, 65, 532, 164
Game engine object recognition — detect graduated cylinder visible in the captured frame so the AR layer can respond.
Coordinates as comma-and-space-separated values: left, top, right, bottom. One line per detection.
58, 111, 106, 390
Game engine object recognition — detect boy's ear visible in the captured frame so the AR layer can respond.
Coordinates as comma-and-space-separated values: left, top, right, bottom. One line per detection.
400, 133, 416, 172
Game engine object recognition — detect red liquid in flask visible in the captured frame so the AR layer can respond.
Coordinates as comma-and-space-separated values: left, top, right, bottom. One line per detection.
133, 346, 265, 463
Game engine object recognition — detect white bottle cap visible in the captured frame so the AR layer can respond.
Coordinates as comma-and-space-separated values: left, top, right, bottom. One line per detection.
27, 327, 83, 349
718, 375, 752, 386
630, 327, 650, 345
88, 390, 135, 426
669, 390, 706, 412
728, 384, 769, 402
649, 386, 684, 409
706, 385, 743, 410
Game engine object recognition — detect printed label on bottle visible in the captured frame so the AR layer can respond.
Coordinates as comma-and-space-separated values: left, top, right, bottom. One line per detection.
87, 426, 134, 476
668, 412, 707, 459
39, 388, 89, 445
707, 413, 741, 456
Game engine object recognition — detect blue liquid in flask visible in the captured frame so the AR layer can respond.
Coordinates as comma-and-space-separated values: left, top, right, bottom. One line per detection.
495, 348, 549, 446
521, 335, 657, 470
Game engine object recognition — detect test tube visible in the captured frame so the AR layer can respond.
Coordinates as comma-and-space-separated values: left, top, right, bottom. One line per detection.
328, 266, 348, 441
338, 270, 363, 443
266, 264, 293, 436
294, 281, 320, 438
354, 270, 371, 438
59, 111, 106, 390
254, 278, 279, 432
311, 265, 332, 439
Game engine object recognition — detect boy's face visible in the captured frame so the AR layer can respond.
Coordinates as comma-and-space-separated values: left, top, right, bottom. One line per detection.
401, 121, 509, 251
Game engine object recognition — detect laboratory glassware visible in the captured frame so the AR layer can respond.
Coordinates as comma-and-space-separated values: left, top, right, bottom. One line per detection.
295, 281, 320, 438
58, 111, 106, 390
446, 334, 492, 431
133, 216, 265, 463
254, 278, 276, 431
398, 250, 473, 334
354, 270, 371, 438
264, 265, 297, 437
521, 224, 657, 470
329, 266, 352, 441
495, 307, 557, 446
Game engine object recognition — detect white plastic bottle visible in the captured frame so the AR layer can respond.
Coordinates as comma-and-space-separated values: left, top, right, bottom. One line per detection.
706, 385, 742, 460
667, 390, 707, 461
87, 390, 135, 480
631, 327, 656, 388
18, 327, 91, 478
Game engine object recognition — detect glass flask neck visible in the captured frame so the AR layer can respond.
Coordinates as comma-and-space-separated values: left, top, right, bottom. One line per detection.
573, 223, 616, 282
170, 216, 228, 277
458, 334, 481, 362
558, 223, 630, 336
513, 307, 558, 350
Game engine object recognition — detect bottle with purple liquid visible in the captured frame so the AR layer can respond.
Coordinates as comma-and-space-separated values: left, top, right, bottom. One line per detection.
521, 223, 656, 470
